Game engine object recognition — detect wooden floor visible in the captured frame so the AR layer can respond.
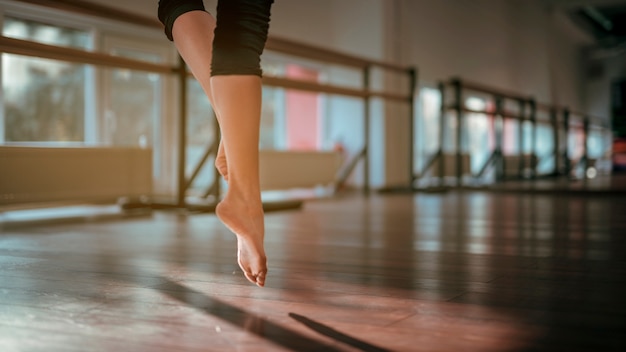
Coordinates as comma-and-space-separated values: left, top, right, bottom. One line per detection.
1, 188, 625, 351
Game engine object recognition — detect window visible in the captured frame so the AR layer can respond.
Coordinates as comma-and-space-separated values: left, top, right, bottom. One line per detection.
536, 124, 554, 174
260, 86, 283, 149
415, 87, 441, 171
260, 60, 286, 150
101, 35, 172, 191
465, 97, 490, 174
186, 78, 217, 191
105, 50, 161, 146
1, 17, 90, 143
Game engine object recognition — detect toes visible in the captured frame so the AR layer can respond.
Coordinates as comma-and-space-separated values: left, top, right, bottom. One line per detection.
243, 271, 257, 284
255, 272, 266, 287
238, 256, 259, 285
242, 270, 266, 287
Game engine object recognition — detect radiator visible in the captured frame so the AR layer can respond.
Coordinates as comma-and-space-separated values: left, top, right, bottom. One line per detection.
431, 153, 472, 177
259, 150, 343, 190
502, 154, 538, 177
0, 146, 152, 208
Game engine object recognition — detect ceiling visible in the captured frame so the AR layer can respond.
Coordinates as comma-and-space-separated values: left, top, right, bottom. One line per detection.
548, 0, 626, 49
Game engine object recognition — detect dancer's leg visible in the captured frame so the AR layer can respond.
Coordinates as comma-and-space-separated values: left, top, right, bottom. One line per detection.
211, 75, 266, 287
209, 0, 272, 287
170, 11, 228, 181
168, 6, 268, 287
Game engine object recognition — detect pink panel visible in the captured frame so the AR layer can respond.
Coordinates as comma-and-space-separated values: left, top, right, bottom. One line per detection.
285, 65, 319, 150
502, 119, 517, 155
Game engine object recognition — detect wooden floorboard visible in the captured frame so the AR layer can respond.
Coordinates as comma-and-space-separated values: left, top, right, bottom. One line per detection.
1, 190, 625, 351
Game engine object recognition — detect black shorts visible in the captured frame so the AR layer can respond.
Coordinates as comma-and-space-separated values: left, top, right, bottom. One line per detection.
157, 0, 273, 77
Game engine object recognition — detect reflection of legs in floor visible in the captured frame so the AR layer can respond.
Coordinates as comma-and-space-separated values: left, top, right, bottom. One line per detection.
165, 4, 270, 286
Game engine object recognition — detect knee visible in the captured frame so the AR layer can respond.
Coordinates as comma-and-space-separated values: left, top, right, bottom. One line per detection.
158, 0, 207, 41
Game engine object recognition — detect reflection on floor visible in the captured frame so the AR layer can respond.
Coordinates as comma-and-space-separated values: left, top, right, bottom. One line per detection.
1, 189, 625, 351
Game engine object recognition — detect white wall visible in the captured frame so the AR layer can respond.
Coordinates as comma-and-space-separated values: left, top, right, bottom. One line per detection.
86, 0, 157, 17
548, 10, 589, 113
402, 0, 517, 87
399, 0, 589, 105
585, 48, 626, 124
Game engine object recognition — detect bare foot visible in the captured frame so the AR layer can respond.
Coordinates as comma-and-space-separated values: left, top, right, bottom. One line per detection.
216, 194, 267, 287
215, 139, 228, 181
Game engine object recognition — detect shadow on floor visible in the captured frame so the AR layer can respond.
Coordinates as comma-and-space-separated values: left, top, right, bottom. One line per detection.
289, 312, 391, 352
155, 278, 359, 352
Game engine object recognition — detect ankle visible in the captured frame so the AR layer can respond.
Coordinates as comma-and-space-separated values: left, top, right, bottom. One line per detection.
223, 185, 261, 205
220, 192, 262, 217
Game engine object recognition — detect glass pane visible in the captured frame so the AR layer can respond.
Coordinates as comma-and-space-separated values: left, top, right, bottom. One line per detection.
259, 60, 286, 150
2, 17, 89, 142
261, 86, 280, 150
105, 48, 161, 174
465, 97, 490, 174
536, 124, 554, 174
569, 126, 585, 162
107, 48, 160, 146
502, 119, 519, 155
186, 78, 216, 191
415, 87, 441, 172
3, 17, 89, 48
443, 111, 458, 153
588, 128, 604, 159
